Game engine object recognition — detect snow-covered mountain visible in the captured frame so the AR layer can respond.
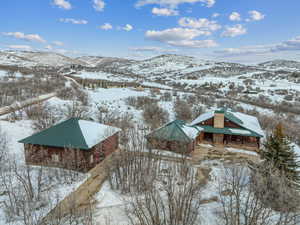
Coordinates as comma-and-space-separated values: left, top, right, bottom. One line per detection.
76, 56, 135, 68
115, 54, 265, 81
0, 51, 299, 81
0, 51, 37, 67
0, 51, 88, 68
258, 59, 300, 71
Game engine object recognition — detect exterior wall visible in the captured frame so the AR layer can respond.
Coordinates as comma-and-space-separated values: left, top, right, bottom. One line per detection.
24, 133, 119, 172
196, 117, 242, 129
198, 118, 213, 126
224, 120, 242, 129
146, 137, 195, 154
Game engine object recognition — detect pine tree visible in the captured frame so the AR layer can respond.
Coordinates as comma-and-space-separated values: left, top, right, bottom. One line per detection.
261, 123, 300, 186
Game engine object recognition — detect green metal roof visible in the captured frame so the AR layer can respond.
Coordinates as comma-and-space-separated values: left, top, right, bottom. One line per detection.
146, 120, 202, 143
199, 125, 261, 137
18, 118, 121, 150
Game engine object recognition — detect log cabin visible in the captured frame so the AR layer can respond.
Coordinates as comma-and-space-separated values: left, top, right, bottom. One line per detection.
190, 108, 264, 151
146, 108, 264, 154
146, 120, 203, 154
19, 118, 121, 172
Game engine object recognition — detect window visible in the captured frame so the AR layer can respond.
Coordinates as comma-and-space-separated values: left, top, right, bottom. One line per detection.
52, 154, 59, 162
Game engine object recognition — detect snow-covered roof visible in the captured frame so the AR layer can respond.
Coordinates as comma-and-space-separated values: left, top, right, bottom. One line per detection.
19, 118, 121, 150
181, 125, 203, 140
228, 128, 252, 136
190, 111, 214, 126
190, 108, 264, 137
78, 120, 121, 148
147, 120, 203, 142
230, 111, 264, 137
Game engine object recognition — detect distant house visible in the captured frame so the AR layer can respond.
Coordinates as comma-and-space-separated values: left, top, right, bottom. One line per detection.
146, 120, 203, 154
146, 109, 264, 154
190, 108, 264, 151
19, 118, 121, 172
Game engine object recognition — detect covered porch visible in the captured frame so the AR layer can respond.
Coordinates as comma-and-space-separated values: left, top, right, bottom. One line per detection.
197, 131, 260, 151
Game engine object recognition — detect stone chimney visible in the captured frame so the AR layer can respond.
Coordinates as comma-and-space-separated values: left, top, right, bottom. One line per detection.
214, 110, 224, 128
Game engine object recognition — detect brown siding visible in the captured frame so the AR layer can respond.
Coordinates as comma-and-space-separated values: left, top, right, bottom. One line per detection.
24, 132, 119, 172
224, 120, 242, 129
196, 117, 242, 129
146, 137, 195, 154
198, 118, 214, 126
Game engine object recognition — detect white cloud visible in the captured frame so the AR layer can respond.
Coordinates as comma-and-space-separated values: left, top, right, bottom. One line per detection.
146, 28, 207, 41
247, 10, 265, 21
229, 12, 241, 21
53, 41, 64, 46
152, 7, 179, 16
100, 23, 113, 30
145, 27, 217, 48
7, 45, 32, 51
221, 24, 247, 37
135, 0, 216, 8
93, 0, 105, 11
271, 36, 300, 52
214, 46, 268, 56
178, 17, 221, 31
130, 46, 178, 53
214, 36, 300, 57
212, 13, 220, 18
59, 18, 88, 24
3, 32, 46, 43
167, 39, 218, 48
123, 24, 133, 31
53, 0, 72, 10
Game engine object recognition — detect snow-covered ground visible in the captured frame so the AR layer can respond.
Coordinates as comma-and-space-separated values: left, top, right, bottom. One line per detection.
92, 159, 225, 225
88, 87, 148, 102
72, 72, 136, 83
0, 119, 87, 224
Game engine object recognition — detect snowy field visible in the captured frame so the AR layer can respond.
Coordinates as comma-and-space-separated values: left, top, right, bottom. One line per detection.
72, 72, 136, 83
92, 160, 225, 225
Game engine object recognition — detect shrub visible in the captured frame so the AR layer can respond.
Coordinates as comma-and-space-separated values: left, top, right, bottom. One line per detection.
174, 98, 192, 121
142, 103, 169, 129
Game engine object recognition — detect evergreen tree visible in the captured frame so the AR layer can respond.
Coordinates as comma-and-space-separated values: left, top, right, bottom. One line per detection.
261, 123, 300, 186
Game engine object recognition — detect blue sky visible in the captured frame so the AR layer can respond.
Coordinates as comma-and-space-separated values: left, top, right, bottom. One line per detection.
1, 0, 300, 63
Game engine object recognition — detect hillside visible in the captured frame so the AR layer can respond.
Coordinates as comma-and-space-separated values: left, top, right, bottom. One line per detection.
259, 59, 300, 71
0, 50, 88, 68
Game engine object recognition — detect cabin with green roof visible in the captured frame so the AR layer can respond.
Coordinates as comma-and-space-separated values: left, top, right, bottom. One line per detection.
19, 118, 121, 172
190, 108, 264, 151
146, 109, 264, 154
146, 120, 203, 154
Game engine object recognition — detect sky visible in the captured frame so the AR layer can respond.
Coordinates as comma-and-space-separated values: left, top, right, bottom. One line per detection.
1, 0, 300, 63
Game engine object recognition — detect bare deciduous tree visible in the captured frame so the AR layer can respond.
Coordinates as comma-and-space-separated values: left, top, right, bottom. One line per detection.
217, 164, 300, 225
174, 98, 192, 122
127, 162, 202, 225
64, 101, 90, 120
142, 103, 169, 130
